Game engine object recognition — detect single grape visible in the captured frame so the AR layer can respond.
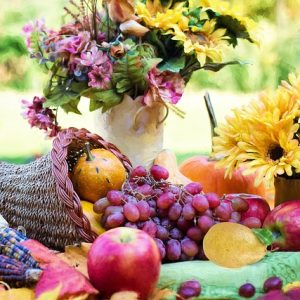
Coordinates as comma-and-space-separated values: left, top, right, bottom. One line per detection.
205, 193, 221, 209
106, 190, 124, 206
124, 222, 138, 229
148, 199, 157, 208
238, 283, 256, 298
156, 225, 169, 240
214, 202, 232, 221
177, 216, 193, 232
130, 166, 147, 178
263, 276, 283, 293
197, 216, 214, 233
136, 184, 153, 197
157, 192, 176, 209
241, 217, 262, 228
184, 182, 203, 195
93, 198, 110, 214
231, 197, 249, 212
192, 194, 209, 213
231, 211, 241, 222
170, 228, 183, 240
167, 239, 181, 261
154, 238, 166, 260
142, 220, 157, 237
183, 194, 193, 204
104, 205, 123, 216
105, 212, 125, 229
182, 203, 196, 220
136, 200, 151, 221
168, 203, 183, 221
181, 238, 199, 257
150, 165, 169, 181
187, 227, 203, 242
123, 203, 140, 222
177, 280, 201, 299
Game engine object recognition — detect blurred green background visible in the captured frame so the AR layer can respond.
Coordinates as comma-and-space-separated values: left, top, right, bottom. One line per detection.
1, 0, 300, 164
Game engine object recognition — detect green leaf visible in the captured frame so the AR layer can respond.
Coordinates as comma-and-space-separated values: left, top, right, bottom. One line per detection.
215, 15, 253, 47
159, 56, 185, 72
44, 84, 79, 108
89, 89, 122, 112
61, 98, 81, 114
202, 60, 249, 72
252, 228, 275, 246
112, 51, 155, 95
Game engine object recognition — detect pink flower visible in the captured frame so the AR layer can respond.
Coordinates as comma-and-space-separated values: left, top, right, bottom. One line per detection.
22, 96, 61, 137
143, 68, 185, 106
80, 46, 109, 66
56, 31, 91, 54
88, 62, 113, 89
22, 19, 46, 48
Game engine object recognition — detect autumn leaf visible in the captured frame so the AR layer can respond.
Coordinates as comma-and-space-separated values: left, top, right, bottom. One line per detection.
57, 243, 92, 277
36, 285, 61, 300
35, 261, 98, 300
0, 288, 34, 300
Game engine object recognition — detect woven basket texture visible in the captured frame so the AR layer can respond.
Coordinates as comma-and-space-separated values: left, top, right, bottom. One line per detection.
0, 128, 132, 250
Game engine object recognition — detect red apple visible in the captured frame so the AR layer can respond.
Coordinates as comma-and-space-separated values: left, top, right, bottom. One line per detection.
263, 200, 300, 251
87, 227, 161, 299
223, 193, 271, 223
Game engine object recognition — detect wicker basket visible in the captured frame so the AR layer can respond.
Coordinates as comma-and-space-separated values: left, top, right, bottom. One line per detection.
0, 128, 132, 250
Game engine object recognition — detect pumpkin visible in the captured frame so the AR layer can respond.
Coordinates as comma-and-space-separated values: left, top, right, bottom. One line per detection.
179, 156, 268, 198
72, 143, 126, 203
81, 200, 105, 235
154, 149, 191, 185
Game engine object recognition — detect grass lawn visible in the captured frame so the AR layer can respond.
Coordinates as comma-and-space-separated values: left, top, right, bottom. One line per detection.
0, 88, 256, 164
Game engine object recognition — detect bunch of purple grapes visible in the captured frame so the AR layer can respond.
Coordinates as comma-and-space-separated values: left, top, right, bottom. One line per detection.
93, 165, 251, 262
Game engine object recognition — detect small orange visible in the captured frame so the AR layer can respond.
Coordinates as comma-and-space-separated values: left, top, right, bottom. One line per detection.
72, 143, 127, 203
203, 222, 267, 268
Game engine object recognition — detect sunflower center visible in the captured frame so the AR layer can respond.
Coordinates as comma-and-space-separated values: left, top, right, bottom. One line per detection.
268, 145, 284, 161
187, 32, 208, 45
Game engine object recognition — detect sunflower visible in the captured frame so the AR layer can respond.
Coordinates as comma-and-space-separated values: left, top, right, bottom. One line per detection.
135, 1, 188, 32
212, 109, 250, 177
242, 89, 300, 127
238, 120, 300, 186
213, 88, 300, 186
171, 19, 229, 66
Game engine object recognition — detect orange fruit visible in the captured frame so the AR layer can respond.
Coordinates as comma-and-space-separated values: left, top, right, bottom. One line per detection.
203, 222, 267, 268
72, 146, 127, 203
81, 200, 106, 235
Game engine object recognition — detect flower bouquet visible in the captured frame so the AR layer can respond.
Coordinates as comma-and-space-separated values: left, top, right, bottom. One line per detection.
22, 0, 256, 166
213, 73, 300, 205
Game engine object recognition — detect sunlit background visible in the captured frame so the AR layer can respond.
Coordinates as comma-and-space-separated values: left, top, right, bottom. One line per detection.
1, 0, 300, 163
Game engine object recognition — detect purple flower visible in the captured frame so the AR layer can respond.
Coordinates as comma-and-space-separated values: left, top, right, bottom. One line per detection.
88, 62, 113, 89
56, 31, 91, 54
143, 68, 185, 106
80, 46, 109, 66
22, 96, 61, 137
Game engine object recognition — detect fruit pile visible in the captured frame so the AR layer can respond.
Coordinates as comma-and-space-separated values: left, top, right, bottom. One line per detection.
93, 165, 268, 262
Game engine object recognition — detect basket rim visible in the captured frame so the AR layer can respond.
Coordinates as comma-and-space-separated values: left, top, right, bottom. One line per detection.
50, 127, 132, 243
